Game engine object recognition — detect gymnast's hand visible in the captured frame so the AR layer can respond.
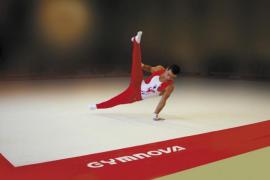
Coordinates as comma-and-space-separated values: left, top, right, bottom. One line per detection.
153, 113, 165, 121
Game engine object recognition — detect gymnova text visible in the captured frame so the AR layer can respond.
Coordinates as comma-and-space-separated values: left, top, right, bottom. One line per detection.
87, 145, 186, 168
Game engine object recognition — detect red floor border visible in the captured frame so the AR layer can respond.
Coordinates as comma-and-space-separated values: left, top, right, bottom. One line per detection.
1, 120, 270, 180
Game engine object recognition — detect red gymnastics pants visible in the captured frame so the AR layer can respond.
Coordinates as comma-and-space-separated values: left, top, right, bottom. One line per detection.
96, 41, 143, 109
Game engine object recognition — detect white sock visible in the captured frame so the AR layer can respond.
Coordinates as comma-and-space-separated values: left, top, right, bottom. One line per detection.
135, 31, 143, 43
88, 104, 97, 110
131, 31, 143, 43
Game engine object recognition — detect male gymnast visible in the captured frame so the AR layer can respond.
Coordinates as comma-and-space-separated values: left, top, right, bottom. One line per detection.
89, 31, 180, 120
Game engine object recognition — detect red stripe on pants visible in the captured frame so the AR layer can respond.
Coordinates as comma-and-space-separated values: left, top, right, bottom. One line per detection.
96, 41, 143, 109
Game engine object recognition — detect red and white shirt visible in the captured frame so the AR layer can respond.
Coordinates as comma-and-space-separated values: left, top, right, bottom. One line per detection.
141, 70, 173, 99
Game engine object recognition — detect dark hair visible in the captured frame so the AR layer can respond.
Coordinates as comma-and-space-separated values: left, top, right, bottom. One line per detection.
168, 64, 181, 75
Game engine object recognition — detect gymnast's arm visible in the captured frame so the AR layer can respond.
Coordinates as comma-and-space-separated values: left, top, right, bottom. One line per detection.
141, 63, 165, 73
154, 84, 175, 115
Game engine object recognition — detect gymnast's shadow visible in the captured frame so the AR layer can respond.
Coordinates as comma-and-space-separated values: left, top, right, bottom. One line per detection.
92, 112, 185, 122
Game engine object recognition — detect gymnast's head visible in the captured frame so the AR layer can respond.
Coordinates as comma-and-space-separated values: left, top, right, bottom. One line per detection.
164, 64, 181, 81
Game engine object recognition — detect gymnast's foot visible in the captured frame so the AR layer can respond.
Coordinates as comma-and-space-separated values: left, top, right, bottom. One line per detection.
88, 104, 97, 110
131, 31, 143, 43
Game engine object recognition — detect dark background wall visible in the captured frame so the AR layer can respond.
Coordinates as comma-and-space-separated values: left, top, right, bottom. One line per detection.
0, 0, 270, 79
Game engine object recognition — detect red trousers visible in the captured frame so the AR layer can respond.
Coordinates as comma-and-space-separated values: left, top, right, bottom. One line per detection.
96, 41, 143, 109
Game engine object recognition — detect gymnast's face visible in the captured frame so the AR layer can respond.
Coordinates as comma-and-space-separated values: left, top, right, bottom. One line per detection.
164, 69, 177, 81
